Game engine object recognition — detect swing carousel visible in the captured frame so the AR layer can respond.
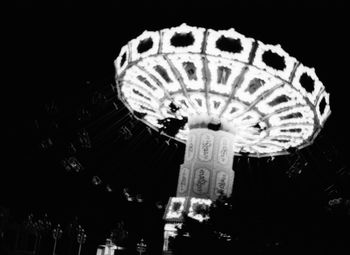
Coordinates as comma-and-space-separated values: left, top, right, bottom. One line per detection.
114, 23, 330, 253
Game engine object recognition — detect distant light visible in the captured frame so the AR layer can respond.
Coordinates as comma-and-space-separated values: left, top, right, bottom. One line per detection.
106, 185, 113, 192
165, 197, 186, 219
146, 127, 152, 135
113, 102, 119, 110
123, 187, 134, 201
328, 197, 343, 206
62, 157, 83, 172
78, 129, 92, 149
155, 201, 163, 209
136, 194, 144, 203
40, 138, 53, 150
118, 126, 132, 140
91, 91, 107, 105
67, 143, 77, 154
92, 176, 102, 186
188, 198, 212, 222
126, 196, 134, 202
77, 108, 91, 122
44, 100, 58, 115
267, 156, 275, 162
136, 238, 147, 254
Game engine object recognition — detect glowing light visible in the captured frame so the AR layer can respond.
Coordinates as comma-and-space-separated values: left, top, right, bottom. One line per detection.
115, 24, 330, 157
123, 65, 165, 99
253, 42, 297, 81
269, 124, 314, 140
115, 44, 129, 76
167, 54, 205, 91
268, 106, 314, 126
235, 66, 282, 103
220, 101, 247, 120
129, 30, 160, 62
165, 197, 186, 219
255, 85, 306, 114
188, 198, 212, 222
205, 28, 254, 63
137, 56, 182, 93
208, 94, 227, 117
207, 56, 245, 96
161, 23, 205, 54
189, 92, 207, 114
316, 91, 331, 126
292, 64, 324, 105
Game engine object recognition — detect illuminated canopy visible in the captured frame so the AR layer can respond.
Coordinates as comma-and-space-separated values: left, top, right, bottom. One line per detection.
115, 24, 330, 157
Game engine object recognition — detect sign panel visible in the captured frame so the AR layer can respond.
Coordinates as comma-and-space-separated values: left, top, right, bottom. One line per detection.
199, 133, 214, 161
193, 168, 210, 195
185, 134, 196, 161
215, 171, 229, 196
218, 137, 229, 165
178, 167, 190, 194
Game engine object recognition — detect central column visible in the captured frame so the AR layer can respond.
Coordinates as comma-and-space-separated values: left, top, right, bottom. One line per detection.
177, 128, 235, 200
163, 128, 236, 254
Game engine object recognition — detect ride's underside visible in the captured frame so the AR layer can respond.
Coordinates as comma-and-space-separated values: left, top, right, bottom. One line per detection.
115, 24, 330, 157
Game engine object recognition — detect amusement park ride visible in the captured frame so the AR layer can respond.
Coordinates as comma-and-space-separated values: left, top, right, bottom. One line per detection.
114, 23, 330, 253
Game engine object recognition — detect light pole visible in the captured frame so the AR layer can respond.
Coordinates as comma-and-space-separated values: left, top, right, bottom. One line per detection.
52, 224, 63, 255
136, 238, 147, 255
76, 225, 87, 255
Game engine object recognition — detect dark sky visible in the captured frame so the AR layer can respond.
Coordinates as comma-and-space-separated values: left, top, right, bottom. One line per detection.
3, 1, 350, 253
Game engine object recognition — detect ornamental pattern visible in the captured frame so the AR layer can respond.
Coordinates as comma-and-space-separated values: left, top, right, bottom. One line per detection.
178, 167, 190, 194
115, 24, 330, 156
193, 168, 210, 195
218, 137, 229, 165
199, 133, 214, 161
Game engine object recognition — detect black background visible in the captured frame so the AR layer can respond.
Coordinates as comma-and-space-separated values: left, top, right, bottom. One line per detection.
3, 1, 350, 254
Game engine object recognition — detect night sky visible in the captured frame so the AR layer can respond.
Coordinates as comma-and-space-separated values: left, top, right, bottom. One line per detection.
3, 1, 350, 254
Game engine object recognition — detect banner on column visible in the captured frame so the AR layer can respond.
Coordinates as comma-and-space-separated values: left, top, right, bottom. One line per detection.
177, 167, 190, 195
193, 168, 210, 195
